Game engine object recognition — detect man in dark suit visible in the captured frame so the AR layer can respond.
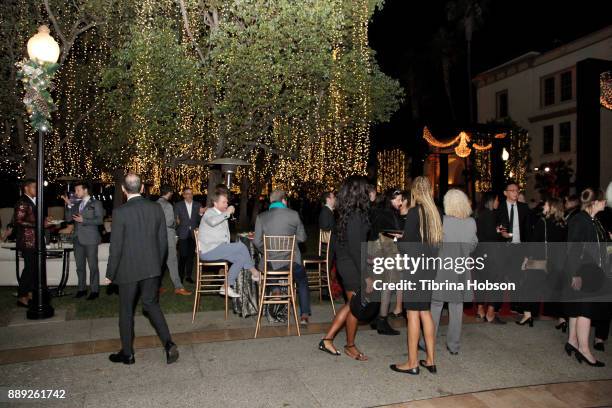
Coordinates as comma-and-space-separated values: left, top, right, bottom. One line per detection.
318, 191, 336, 231
14, 179, 38, 308
254, 190, 311, 325
174, 187, 202, 284
105, 173, 178, 365
495, 181, 532, 318
63, 181, 104, 300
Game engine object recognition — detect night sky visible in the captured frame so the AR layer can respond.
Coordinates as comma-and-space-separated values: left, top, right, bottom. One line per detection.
368, 0, 611, 167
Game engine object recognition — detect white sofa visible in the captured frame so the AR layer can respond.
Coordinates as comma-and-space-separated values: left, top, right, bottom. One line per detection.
0, 243, 110, 287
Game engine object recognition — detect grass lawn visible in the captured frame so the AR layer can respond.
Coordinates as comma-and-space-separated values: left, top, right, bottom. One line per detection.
0, 223, 324, 323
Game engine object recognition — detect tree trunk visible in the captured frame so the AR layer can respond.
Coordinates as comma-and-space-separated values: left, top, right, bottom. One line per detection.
206, 168, 222, 206
441, 56, 456, 121
112, 168, 125, 209
238, 174, 249, 231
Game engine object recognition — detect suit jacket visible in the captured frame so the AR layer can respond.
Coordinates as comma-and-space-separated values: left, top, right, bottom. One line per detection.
198, 207, 231, 254
318, 206, 335, 231
254, 207, 307, 268
174, 200, 202, 240
14, 196, 36, 250
495, 200, 532, 242
106, 196, 168, 285
66, 197, 104, 245
157, 197, 176, 231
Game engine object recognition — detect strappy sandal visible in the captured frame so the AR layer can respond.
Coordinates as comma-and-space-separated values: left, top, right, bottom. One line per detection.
318, 338, 340, 356
344, 344, 368, 361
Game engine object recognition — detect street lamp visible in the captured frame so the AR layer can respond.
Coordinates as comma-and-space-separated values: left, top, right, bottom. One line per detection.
501, 147, 510, 161
26, 25, 59, 320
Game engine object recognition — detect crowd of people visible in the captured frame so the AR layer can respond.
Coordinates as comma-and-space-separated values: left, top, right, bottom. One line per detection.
7, 172, 612, 371
319, 175, 612, 374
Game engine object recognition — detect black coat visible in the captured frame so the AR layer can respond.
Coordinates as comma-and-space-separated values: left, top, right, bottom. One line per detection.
318, 205, 335, 231
476, 208, 499, 243
495, 200, 532, 242
106, 196, 168, 285
369, 207, 401, 240
332, 212, 369, 292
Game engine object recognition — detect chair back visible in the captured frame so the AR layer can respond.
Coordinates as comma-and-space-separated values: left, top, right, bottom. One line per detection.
193, 229, 200, 257
263, 235, 295, 271
319, 229, 331, 257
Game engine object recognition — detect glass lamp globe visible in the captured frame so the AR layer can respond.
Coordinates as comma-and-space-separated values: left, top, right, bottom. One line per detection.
27, 25, 60, 64
501, 147, 510, 161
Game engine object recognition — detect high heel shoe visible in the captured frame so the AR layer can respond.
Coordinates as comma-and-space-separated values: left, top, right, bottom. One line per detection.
565, 342, 578, 356
419, 360, 437, 374
515, 316, 534, 327
575, 350, 605, 367
555, 321, 568, 333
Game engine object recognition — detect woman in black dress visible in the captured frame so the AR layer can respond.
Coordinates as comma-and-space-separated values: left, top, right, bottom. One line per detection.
474, 192, 505, 323
517, 197, 567, 327
391, 177, 443, 375
319, 176, 371, 361
565, 188, 608, 367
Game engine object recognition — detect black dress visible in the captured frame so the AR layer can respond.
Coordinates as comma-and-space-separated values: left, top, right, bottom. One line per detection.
398, 205, 443, 311
564, 211, 610, 320
333, 212, 370, 293
473, 208, 503, 307
524, 216, 567, 315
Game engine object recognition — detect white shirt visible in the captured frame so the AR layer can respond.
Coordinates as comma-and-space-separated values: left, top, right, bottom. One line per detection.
185, 200, 193, 219
79, 195, 90, 212
127, 194, 141, 201
506, 200, 521, 243
25, 194, 36, 206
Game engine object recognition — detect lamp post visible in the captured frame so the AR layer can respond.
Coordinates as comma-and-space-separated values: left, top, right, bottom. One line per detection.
26, 26, 59, 320
208, 158, 249, 189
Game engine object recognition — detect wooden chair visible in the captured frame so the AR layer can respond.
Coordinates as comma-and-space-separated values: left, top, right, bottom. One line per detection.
303, 229, 335, 315
254, 235, 300, 338
192, 229, 230, 322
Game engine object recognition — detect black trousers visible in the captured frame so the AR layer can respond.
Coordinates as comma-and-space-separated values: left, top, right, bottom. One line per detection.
118, 277, 172, 355
18, 249, 37, 298
177, 236, 195, 280
594, 319, 611, 341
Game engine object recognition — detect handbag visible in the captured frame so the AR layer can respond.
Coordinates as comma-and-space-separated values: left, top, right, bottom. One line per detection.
525, 217, 548, 272
577, 225, 606, 293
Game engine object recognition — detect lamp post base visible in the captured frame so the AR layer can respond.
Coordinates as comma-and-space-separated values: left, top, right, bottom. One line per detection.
27, 303, 55, 320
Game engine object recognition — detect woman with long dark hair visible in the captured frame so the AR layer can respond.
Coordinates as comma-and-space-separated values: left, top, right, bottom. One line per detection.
391, 177, 442, 375
369, 189, 403, 335
319, 175, 371, 361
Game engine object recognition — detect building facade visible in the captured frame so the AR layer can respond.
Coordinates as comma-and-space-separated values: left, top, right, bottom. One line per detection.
474, 25, 612, 199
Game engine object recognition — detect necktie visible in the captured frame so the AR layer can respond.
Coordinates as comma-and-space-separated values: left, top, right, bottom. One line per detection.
79, 200, 85, 212
509, 204, 514, 234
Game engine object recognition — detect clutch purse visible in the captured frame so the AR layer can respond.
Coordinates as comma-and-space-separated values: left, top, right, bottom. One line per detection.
524, 259, 547, 271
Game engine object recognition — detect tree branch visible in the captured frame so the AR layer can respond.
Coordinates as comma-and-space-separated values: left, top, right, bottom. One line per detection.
43, 0, 67, 46
177, 0, 206, 65
56, 99, 101, 149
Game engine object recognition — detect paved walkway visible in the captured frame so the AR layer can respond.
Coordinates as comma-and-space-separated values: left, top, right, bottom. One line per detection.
1, 311, 611, 407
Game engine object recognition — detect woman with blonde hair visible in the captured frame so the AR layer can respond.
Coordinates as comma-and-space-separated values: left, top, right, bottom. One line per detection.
421, 189, 478, 355
391, 177, 442, 375
526, 197, 567, 329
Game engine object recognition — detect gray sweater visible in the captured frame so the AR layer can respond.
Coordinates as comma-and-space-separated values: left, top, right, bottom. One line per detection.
431, 215, 478, 303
